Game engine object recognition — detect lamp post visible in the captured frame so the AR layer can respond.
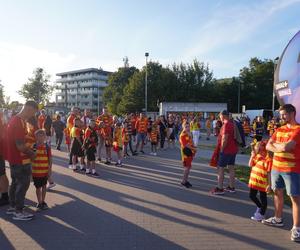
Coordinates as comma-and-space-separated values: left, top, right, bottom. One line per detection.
145, 52, 149, 115
272, 57, 280, 113
237, 80, 241, 114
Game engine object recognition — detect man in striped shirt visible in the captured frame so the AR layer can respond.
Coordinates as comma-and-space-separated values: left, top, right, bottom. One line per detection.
263, 104, 300, 242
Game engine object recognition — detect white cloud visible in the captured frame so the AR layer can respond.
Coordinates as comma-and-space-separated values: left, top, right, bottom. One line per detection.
0, 42, 76, 102
181, 0, 300, 70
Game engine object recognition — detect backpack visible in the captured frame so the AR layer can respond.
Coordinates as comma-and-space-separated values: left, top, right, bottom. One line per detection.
233, 119, 246, 147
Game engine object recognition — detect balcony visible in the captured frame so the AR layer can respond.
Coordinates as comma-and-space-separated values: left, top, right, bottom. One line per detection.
56, 74, 108, 83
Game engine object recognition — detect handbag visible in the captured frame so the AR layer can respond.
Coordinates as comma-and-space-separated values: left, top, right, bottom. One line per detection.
183, 147, 193, 157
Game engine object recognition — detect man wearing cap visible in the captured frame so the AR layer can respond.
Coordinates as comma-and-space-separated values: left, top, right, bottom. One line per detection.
211, 110, 238, 195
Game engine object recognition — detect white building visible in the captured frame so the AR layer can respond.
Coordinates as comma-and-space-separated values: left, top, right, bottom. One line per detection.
159, 102, 227, 118
55, 68, 111, 113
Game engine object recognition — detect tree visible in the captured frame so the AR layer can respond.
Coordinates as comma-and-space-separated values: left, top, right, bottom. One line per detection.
0, 84, 5, 108
103, 66, 138, 115
18, 68, 53, 103
239, 57, 276, 111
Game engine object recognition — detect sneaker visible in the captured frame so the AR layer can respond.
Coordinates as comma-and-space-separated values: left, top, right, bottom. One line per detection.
140, 150, 145, 154
186, 181, 193, 187
104, 160, 111, 165
97, 158, 101, 162
251, 212, 265, 222
262, 217, 284, 227
6, 207, 16, 215
80, 167, 86, 172
224, 186, 236, 193
291, 228, 300, 242
211, 187, 225, 195
42, 202, 49, 210
68, 164, 73, 169
36, 203, 43, 211
91, 172, 100, 177
181, 182, 191, 188
47, 182, 56, 190
13, 211, 33, 221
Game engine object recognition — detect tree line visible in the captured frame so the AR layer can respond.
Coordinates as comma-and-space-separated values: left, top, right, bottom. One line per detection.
103, 57, 279, 115
0, 57, 279, 114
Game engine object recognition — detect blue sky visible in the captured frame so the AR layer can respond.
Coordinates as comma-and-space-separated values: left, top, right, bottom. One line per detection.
0, 0, 300, 101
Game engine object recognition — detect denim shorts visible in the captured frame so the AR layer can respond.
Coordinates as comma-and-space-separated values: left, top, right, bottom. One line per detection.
137, 133, 147, 143
271, 170, 300, 196
218, 153, 236, 167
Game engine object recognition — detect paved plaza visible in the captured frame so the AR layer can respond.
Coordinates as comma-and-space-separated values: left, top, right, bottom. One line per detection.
0, 141, 298, 250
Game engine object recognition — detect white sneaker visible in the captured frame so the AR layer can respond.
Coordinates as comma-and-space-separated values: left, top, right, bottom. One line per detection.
47, 183, 56, 190
153, 152, 157, 156
13, 211, 34, 221
68, 164, 73, 169
6, 207, 16, 215
291, 228, 300, 242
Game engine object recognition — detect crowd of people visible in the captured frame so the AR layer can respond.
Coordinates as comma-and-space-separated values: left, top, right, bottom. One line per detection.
0, 101, 299, 242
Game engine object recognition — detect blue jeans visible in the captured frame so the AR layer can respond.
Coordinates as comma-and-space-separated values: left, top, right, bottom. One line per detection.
271, 170, 300, 196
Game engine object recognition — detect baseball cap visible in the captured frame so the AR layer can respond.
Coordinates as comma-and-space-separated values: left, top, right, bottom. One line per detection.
220, 110, 229, 116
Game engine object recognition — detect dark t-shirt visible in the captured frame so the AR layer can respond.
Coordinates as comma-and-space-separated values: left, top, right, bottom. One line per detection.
52, 120, 66, 134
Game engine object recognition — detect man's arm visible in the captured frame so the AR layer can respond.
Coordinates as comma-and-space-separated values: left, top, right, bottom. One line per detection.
266, 138, 296, 153
15, 139, 35, 159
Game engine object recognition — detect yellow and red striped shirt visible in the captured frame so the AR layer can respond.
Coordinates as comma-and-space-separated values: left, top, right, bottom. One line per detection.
271, 125, 300, 173
32, 143, 51, 177
136, 118, 148, 133
150, 129, 159, 143
249, 154, 272, 192
179, 131, 196, 162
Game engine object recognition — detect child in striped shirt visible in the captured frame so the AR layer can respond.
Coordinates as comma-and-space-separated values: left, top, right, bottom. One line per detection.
248, 140, 272, 221
150, 123, 159, 156
32, 129, 52, 211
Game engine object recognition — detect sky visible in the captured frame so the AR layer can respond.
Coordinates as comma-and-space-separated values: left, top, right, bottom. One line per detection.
0, 0, 300, 102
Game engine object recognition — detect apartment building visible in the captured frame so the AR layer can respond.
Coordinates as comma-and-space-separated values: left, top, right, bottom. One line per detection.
55, 68, 111, 113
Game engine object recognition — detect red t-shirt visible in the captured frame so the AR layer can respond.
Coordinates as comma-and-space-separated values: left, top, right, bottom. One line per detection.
7, 116, 31, 165
218, 120, 238, 155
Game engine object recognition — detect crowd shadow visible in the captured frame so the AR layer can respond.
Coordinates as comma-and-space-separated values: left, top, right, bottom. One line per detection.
51, 156, 293, 249
1, 143, 295, 249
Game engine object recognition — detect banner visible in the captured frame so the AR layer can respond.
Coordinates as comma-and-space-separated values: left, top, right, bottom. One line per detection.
274, 30, 300, 122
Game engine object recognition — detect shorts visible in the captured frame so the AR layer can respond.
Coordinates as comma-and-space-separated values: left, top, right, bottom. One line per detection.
218, 153, 236, 167
33, 176, 48, 188
65, 136, 71, 145
86, 147, 96, 162
71, 139, 84, 157
0, 157, 6, 176
151, 142, 157, 146
137, 133, 147, 143
183, 157, 193, 168
271, 170, 300, 196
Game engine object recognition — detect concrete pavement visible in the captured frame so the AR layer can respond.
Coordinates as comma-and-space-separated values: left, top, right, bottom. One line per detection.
0, 143, 297, 250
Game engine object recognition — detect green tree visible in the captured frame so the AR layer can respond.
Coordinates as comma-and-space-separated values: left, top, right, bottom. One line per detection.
103, 66, 138, 115
239, 57, 276, 111
18, 68, 53, 104
0, 84, 5, 108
